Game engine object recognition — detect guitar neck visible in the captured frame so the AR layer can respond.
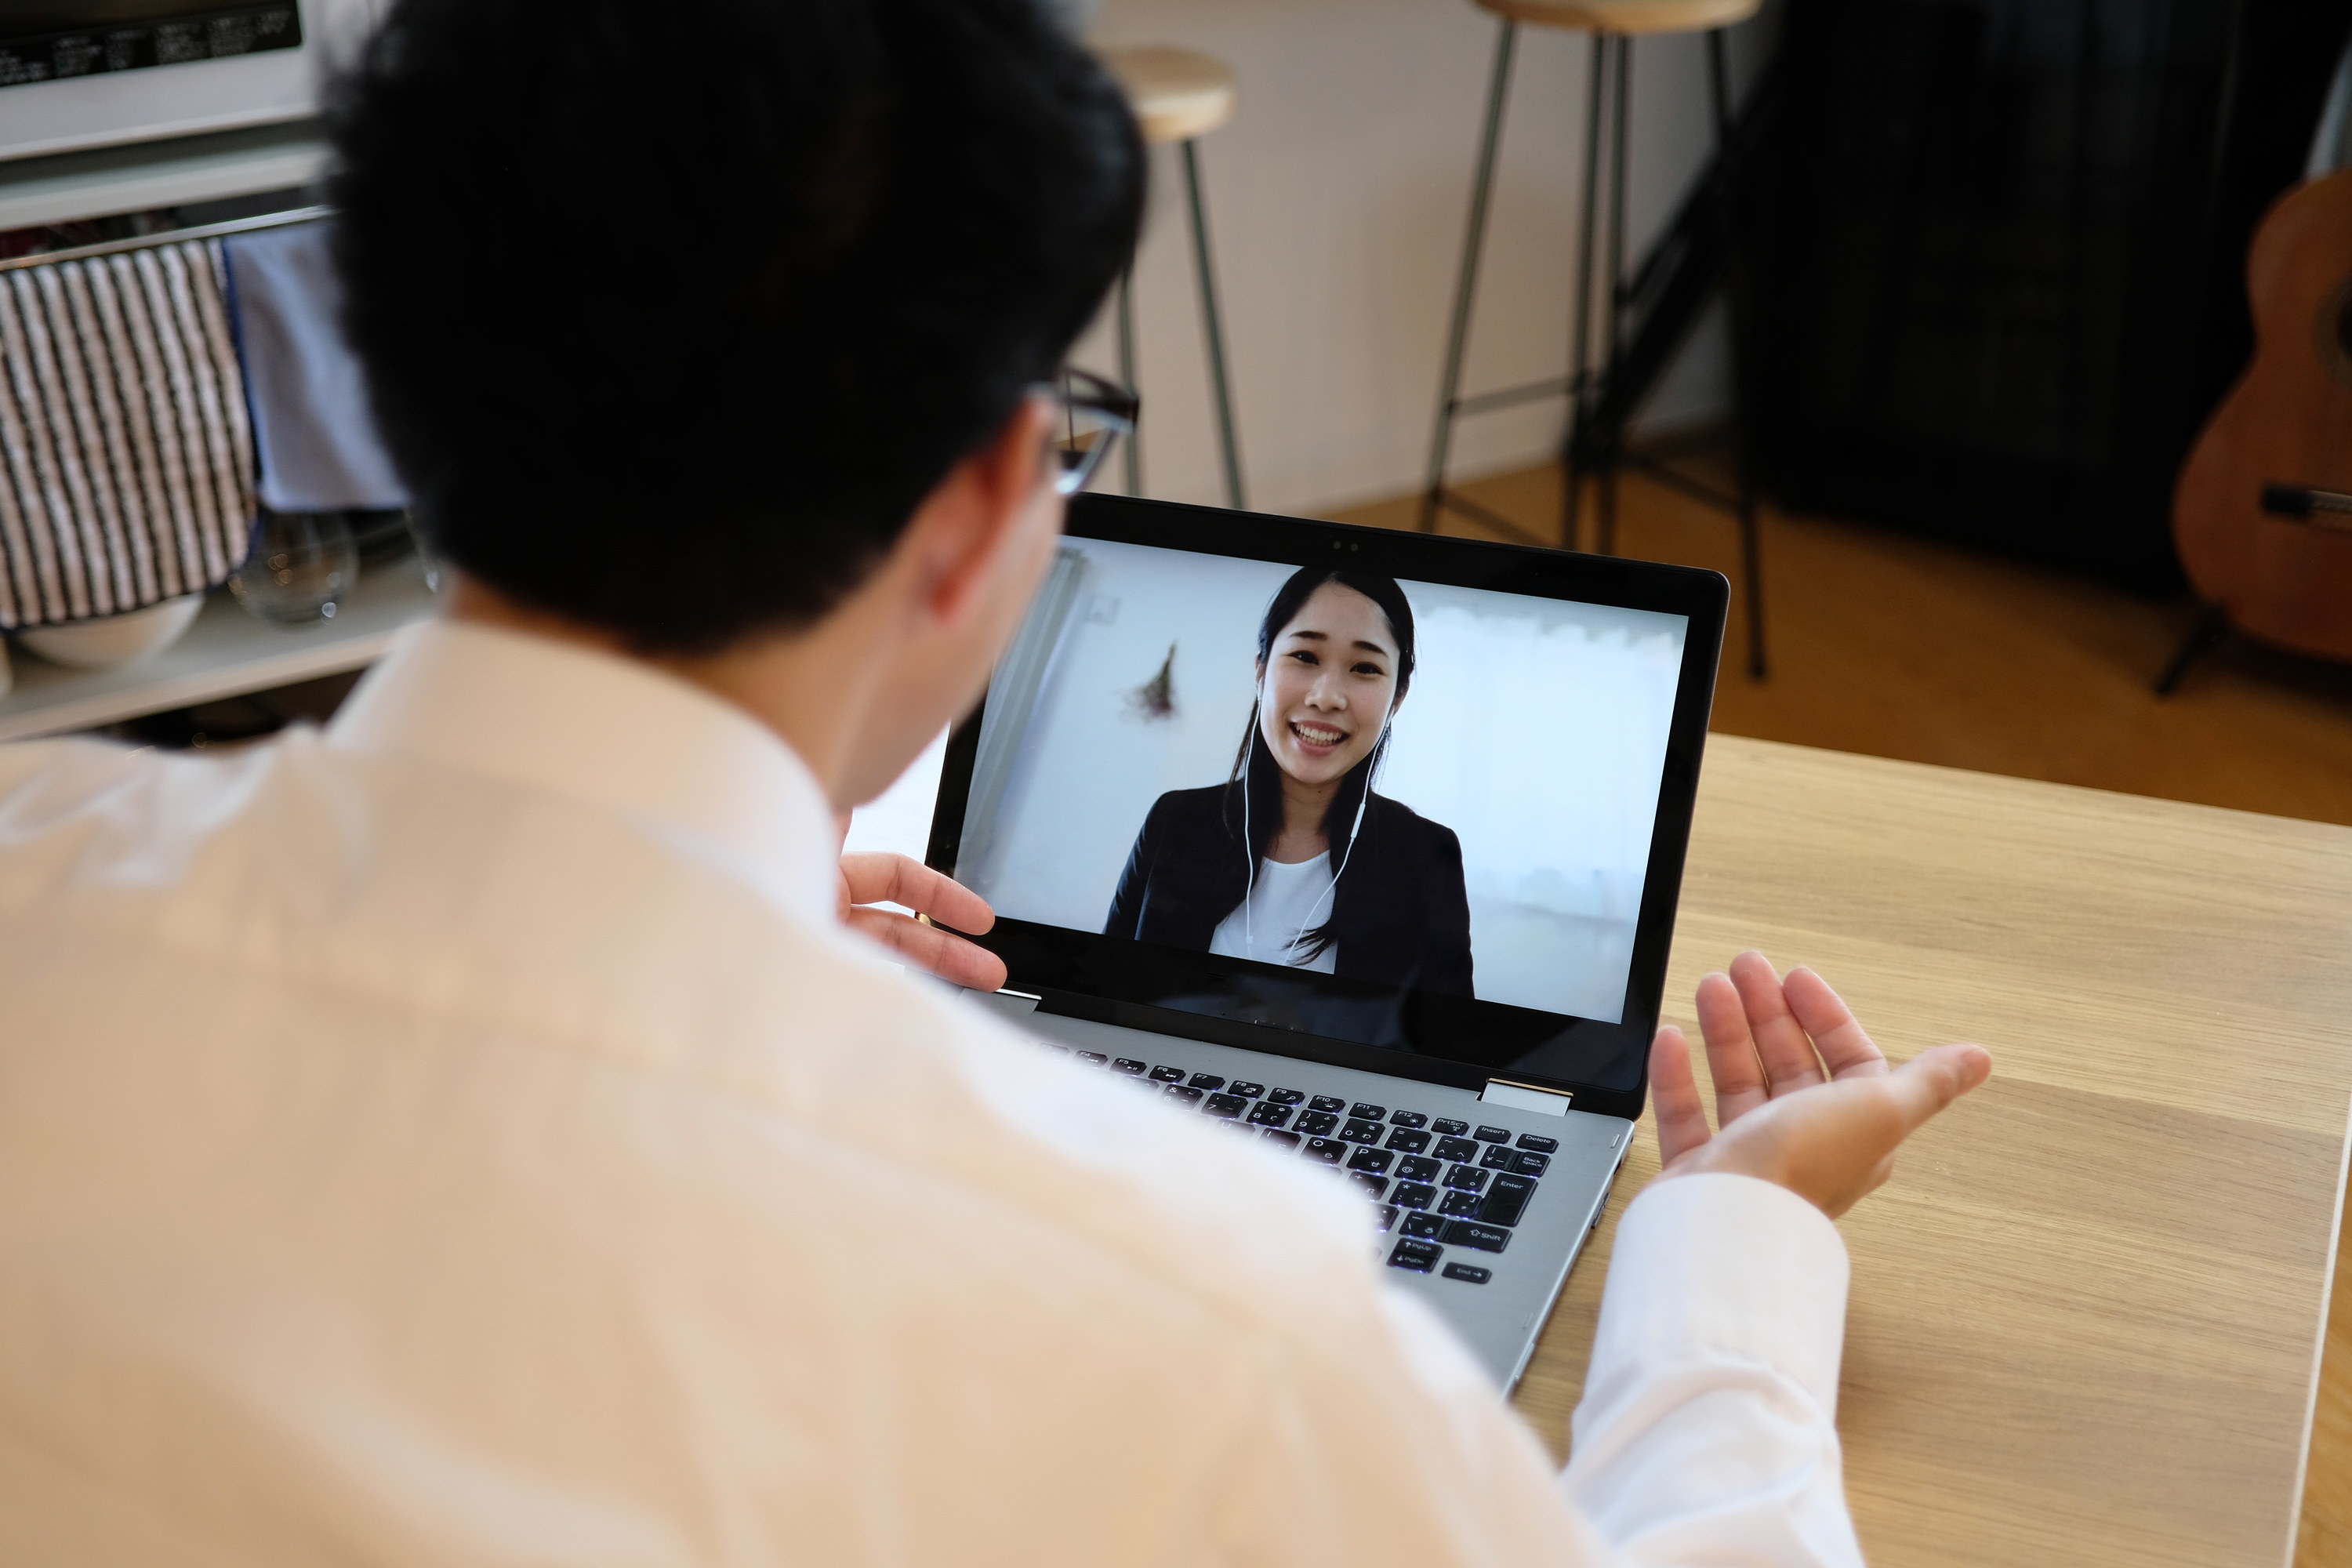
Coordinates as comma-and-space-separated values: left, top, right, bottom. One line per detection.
2259, 484, 2352, 532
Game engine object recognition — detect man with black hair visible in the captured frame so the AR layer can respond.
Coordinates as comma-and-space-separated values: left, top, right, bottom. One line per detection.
0, 0, 1987, 1561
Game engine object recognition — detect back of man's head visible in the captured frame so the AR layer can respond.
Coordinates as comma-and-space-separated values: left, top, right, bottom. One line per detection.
332, 0, 1144, 656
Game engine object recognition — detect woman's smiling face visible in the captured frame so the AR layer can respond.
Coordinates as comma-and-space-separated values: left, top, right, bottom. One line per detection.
1256, 581, 1402, 787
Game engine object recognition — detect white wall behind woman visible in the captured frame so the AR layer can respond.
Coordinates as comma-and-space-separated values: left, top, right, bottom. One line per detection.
1071, 0, 1773, 517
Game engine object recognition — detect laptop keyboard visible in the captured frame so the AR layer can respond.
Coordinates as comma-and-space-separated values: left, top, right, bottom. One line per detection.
1051, 1044, 1559, 1285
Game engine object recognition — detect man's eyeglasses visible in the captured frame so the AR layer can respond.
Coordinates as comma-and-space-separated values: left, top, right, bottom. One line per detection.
1038, 368, 1138, 496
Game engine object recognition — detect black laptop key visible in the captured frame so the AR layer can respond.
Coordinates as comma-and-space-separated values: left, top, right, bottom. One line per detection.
1203, 1093, 1249, 1119
1076, 1051, 1108, 1065
1480, 1174, 1537, 1227
1338, 1118, 1384, 1144
1346, 1146, 1395, 1175
1247, 1102, 1292, 1127
1439, 1190, 1484, 1218
1229, 1082, 1265, 1098
1349, 1172, 1390, 1200
1163, 1083, 1205, 1105
1188, 1073, 1225, 1091
1261, 1129, 1302, 1150
1112, 1058, 1147, 1076
1267, 1087, 1305, 1106
1384, 1128, 1430, 1156
1441, 1220, 1511, 1253
1388, 1109, 1428, 1130
1392, 1181, 1436, 1210
1374, 1203, 1399, 1233
1479, 1143, 1516, 1171
1515, 1133, 1560, 1154
1442, 1262, 1493, 1284
1308, 1094, 1346, 1114
1432, 1118, 1469, 1136
1512, 1150, 1550, 1177
1387, 1238, 1443, 1273
1443, 1165, 1488, 1192
1396, 1155, 1442, 1184
1401, 1210, 1444, 1239
1432, 1135, 1479, 1163
1148, 1065, 1185, 1083
1301, 1136, 1348, 1165
1294, 1110, 1339, 1137
1348, 1103, 1386, 1122
1474, 1125, 1510, 1143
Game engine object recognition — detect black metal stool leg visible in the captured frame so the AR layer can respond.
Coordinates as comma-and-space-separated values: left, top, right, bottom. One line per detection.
2154, 604, 2231, 695
1737, 471, 1768, 678
1706, 24, 1732, 137
1422, 20, 1519, 534
1595, 35, 1631, 557
1116, 267, 1141, 497
1597, 464, 1621, 560
1708, 26, 1768, 679
1564, 34, 1609, 552
1181, 137, 1246, 510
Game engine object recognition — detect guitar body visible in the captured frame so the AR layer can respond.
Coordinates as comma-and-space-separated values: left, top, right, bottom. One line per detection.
2175, 169, 2352, 662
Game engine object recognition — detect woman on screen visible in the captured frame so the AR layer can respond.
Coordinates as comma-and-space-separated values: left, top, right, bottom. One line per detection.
1104, 566, 1474, 996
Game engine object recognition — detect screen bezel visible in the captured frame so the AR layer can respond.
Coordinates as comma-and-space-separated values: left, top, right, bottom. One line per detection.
925, 495, 1727, 1123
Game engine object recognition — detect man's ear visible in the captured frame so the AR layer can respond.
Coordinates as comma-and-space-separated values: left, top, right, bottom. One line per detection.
908, 396, 1058, 630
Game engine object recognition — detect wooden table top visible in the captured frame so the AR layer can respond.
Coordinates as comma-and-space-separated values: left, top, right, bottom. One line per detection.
1512, 734, 2352, 1568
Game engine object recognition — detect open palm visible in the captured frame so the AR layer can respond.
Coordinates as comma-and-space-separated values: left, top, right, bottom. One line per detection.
1650, 951, 1991, 1218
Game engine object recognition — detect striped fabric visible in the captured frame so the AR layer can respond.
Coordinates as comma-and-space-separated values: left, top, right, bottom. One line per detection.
0, 238, 256, 630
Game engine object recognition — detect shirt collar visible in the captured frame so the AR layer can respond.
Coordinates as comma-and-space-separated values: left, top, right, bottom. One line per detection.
327, 618, 837, 924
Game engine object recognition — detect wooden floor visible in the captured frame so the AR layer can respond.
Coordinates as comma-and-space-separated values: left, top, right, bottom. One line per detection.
1318, 457, 2352, 1566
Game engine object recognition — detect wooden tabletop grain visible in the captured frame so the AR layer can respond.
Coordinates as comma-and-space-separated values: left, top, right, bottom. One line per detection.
1511, 734, 2352, 1568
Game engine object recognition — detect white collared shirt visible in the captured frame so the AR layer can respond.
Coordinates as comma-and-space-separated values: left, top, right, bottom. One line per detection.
0, 619, 1862, 1566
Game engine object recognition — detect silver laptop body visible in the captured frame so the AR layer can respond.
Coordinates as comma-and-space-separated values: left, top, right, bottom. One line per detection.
931, 495, 1728, 1388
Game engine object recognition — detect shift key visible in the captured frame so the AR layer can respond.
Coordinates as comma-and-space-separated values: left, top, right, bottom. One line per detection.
1440, 1220, 1511, 1253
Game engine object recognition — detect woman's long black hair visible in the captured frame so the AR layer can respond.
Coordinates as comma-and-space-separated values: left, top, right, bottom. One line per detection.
1221, 566, 1417, 960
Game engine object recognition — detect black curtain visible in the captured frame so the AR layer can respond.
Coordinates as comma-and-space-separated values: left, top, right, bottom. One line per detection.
1738, 0, 2352, 591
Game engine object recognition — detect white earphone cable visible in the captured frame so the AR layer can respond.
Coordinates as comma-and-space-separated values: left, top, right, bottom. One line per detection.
1241, 681, 1396, 966
1240, 698, 1258, 958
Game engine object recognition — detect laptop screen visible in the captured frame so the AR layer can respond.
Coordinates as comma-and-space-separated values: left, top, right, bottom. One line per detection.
930, 496, 1726, 1110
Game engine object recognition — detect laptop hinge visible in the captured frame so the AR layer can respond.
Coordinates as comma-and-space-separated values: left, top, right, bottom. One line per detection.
1481, 1079, 1572, 1116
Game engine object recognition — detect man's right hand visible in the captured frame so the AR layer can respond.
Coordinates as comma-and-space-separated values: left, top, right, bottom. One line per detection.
1649, 951, 1991, 1218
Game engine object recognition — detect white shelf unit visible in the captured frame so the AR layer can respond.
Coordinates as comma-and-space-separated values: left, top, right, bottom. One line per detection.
0, 117, 381, 745
0, 118, 328, 231
0, 562, 437, 746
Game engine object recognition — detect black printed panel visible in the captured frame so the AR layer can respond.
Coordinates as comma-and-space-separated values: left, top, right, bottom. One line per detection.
0, 3, 300, 89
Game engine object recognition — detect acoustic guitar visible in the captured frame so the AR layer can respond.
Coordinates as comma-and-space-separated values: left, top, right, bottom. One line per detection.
2174, 167, 2352, 663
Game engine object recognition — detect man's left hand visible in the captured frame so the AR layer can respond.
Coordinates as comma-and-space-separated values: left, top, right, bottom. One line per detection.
837, 851, 1010, 993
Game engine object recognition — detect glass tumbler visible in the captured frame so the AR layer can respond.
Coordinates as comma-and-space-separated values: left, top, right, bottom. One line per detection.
230, 510, 361, 625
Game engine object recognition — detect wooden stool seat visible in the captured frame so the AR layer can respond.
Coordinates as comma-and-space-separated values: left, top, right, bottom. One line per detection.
1104, 46, 1237, 145
1472, 0, 1758, 34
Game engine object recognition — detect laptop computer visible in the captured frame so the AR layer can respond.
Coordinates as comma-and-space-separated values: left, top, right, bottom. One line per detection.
927, 492, 1727, 1388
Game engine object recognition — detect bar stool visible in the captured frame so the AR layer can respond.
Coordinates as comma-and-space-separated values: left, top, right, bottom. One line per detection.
1421, 0, 1770, 677
1103, 45, 1247, 508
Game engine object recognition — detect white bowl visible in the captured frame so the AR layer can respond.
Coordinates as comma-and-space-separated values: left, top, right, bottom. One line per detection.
19, 593, 205, 670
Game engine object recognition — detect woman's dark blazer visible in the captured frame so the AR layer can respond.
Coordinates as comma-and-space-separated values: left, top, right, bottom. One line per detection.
1103, 785, 1475, 997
